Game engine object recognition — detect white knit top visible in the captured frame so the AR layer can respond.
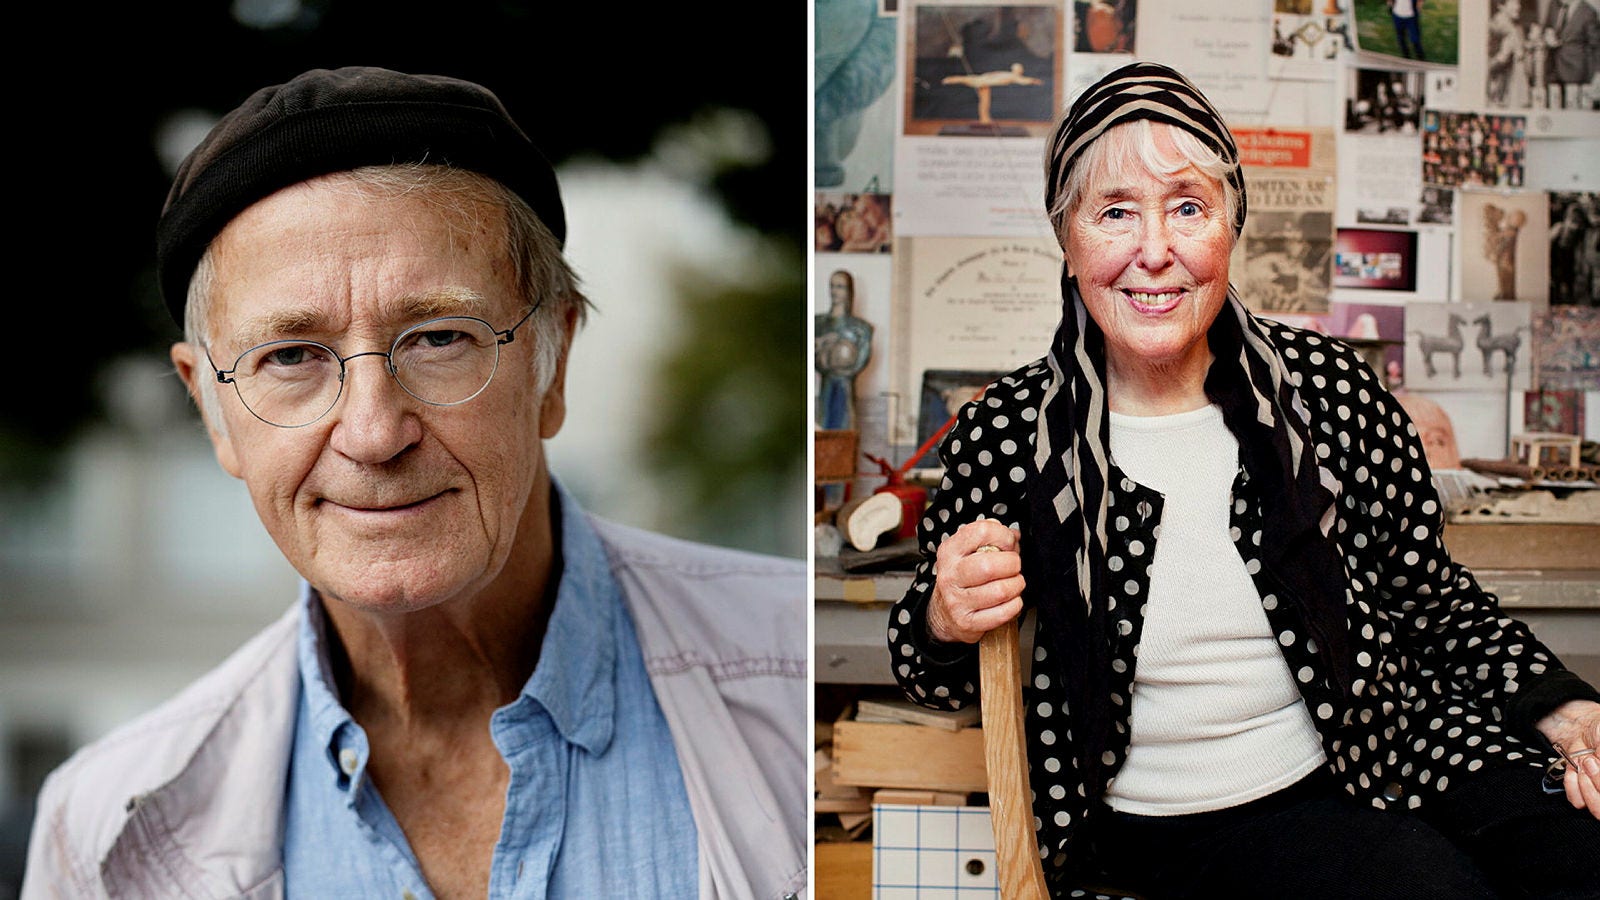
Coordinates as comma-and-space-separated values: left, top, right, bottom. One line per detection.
1104, 404, 1326, 815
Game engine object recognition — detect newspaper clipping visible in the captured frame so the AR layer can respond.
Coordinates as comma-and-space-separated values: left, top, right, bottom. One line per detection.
1231, 126, 1338, 314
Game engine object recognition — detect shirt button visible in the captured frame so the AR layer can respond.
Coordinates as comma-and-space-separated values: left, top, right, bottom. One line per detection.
339, 748, 360, 776
1382, 781, 1404, 802
402, 892, 418, 900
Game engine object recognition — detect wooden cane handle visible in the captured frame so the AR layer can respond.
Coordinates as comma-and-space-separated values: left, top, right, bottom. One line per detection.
979, 618, 1050, 897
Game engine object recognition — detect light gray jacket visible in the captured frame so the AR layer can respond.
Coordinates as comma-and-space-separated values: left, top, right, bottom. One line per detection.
22, 516, 808, 900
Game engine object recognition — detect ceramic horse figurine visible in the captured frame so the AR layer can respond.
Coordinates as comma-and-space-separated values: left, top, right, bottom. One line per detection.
1414, 313, 1467, 379
1473, 314, 1522, 375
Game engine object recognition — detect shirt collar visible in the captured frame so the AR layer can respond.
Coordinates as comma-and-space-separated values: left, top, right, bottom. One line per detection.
294, 478, 619, 782
521, 480, 617, 754
296, 581, 358, 785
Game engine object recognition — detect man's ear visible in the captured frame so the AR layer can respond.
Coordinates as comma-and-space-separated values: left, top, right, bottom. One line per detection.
538, 305, 580, 440
170, 341, 243, 479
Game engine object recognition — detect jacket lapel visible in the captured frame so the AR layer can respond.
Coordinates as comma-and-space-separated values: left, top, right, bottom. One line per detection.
100, 608, 300, 899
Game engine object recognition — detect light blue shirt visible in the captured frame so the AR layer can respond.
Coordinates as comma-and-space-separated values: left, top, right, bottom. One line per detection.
281, 486, 698, 898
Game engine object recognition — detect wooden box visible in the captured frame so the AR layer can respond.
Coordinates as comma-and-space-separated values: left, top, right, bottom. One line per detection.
816, 429, 860, 483
1444, 522, 1600, 571
831, 720, 988, 793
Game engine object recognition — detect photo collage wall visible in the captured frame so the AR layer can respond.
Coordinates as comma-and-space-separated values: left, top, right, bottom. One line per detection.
815, 0, 1599, 487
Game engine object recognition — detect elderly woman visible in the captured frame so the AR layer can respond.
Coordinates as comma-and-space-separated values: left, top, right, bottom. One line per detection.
888, 62, 1600, 899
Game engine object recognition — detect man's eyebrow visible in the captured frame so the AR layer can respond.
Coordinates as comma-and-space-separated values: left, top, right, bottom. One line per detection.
228, 307, 330, 350
223, 288, 496, 350
387, 288, 495, 322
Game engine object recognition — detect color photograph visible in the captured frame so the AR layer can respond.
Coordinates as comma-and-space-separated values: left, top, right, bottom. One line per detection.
817, 192, 895, 253
1335, 227, 1420, 291
1458, 188, 1550, 303
1074, 0, 1137, 53
1353, 0, 1461, 65
906, 1, 1060, 136
1421, 109, 1527, 187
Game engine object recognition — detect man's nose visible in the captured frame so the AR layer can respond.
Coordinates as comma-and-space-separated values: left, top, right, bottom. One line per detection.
326, 352, 422, 463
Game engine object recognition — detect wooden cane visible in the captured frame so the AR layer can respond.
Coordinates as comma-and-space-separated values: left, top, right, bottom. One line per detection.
979, 617, 1050, 897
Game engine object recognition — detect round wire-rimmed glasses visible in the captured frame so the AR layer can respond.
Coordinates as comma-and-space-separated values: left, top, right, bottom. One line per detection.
207, 305, 538, 428
1541, 741, 1594, 795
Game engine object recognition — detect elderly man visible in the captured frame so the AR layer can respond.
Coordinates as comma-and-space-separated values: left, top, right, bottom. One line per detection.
22, 67, 807, 899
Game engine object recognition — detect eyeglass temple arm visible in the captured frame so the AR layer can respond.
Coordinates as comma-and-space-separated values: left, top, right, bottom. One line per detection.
496, 301, 544, 344
203, 348, 237, 385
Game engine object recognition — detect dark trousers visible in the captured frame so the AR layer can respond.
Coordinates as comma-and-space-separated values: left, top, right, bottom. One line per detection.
1092, 766, 1600, 899
1393, 14, 1425, 59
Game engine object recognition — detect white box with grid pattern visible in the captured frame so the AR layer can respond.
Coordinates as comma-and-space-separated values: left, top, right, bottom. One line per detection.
872, 803, 999, 897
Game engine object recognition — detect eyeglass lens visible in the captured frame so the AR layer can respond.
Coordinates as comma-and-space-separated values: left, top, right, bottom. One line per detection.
227, 317, 503, 427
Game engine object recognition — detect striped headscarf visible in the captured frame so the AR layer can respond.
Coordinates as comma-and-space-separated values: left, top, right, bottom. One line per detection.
1022, 62, 1350, 801
1044, 62, 1248, 239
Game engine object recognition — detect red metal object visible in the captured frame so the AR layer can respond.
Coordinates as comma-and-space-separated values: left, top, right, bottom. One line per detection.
864, 384, 987, 540
864, 453, 927, 541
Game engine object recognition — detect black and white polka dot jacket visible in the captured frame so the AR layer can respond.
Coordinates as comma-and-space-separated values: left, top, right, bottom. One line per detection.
889, 324, 1597, 886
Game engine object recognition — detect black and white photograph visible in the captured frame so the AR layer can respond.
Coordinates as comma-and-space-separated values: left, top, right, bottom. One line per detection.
1419, 184, 1456, 224
1357, 206, 1413, 224
1240, 210, 1335, 313
1485, 0, 1600, 111
1550, 191, 1600, 306
1344, 67, 1425, 134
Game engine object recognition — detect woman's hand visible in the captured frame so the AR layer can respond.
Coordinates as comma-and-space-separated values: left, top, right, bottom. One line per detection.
927, 520, 1026, 644
1535, 698, 1600, 819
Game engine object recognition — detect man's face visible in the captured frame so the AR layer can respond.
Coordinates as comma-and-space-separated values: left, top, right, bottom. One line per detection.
172, 177, 571, 613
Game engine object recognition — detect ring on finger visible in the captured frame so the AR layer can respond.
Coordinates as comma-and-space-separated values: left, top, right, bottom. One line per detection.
975, 544, 1000, 553
1571, 748, 1598, 758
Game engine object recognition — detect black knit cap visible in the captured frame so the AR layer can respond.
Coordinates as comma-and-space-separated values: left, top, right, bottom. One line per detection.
156, 66, 565, 327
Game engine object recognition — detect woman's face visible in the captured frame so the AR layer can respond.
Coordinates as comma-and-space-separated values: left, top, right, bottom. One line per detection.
1062, 123, 1234, 386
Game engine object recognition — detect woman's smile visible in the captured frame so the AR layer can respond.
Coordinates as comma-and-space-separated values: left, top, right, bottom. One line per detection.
1120, 288, 1185, 315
